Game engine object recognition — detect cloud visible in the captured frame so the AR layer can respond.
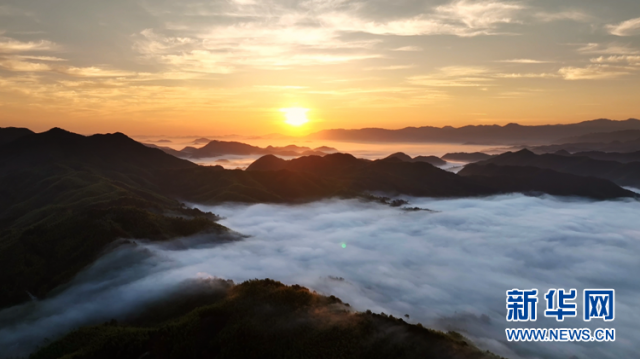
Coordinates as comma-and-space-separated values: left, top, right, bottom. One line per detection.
577, 43, 639, 55
534, 10, 591, 23
392, 46, 423, 52
0, 195, 637, 359
0, 58, 52, 72
434, 0, 524, 30
364, 65, 414, 71
607, 17, 640, 37
497, 59, 553, 64
132, 0, 527, 73
408, 66, 493, 87
60, 66, 136, 77
494, 72, 558, 78
558, 54, 640, 80
558, 65, 629, 80
591, 55, 640, 65
0, 36, 56, 53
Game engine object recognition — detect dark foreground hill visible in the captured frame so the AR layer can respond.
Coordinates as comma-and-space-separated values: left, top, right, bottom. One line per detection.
0, 127, 34, 145
31, 279, 504, 359
0, 128, 229, 309
472, 149, 640, 188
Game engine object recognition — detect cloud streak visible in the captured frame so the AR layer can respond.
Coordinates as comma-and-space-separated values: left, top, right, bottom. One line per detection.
608, 17, 640, 36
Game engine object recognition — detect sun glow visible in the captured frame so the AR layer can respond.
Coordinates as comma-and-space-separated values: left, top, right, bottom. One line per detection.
281, 107, 310, 127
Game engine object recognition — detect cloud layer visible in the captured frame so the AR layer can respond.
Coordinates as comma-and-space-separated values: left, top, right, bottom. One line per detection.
0, 195, 638, 359
1, 0, 640, 133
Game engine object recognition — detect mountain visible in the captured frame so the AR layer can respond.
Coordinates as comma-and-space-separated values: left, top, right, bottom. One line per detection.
171, 140, 329, 159
516, 138, 640, 154
307, 119, 640, 145
385, 152, 447, 166
144, 143, 185, 157
441, 152, 494, 163
470, 149, 640, 188
459, 164, 635, 200
568, 151, 640, 163
2, 128, 637, 309
0, 128, 227, 309
193, 137, 212, 144
237, 153, 634, 201
0, 127, 34, 145
31, 279, 504, 359
556, 129, 640, 144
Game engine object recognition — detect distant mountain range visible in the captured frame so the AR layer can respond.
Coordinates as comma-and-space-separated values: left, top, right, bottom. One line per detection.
147, 140, 338, 159
384, 152, 447, 167
307, 119, 640, 145
466, 149, 640, 188
556, 129, 640, 144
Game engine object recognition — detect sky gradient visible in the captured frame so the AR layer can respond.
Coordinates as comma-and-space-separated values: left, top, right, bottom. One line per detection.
1, 0, 639, 136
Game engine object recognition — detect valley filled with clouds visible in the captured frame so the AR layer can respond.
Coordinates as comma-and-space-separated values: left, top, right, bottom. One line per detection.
1, 195, 637, 359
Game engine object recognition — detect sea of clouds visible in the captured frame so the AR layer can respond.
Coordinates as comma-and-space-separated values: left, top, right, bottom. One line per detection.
0, 195, 638, 359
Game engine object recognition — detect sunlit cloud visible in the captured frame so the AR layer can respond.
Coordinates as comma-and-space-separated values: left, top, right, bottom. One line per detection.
495, 72, 559, 78
408, 66, 493, 87
392, 46, 423, 52
577, 42, 639, 55
591, 55, 640, 65
497, 59, 553, 64
0, 36, 56, 53
364, 65, 414, 71
607, 17, 640, 36
0, 58, 52, 72
533, 10, 591, 23
60, 67, 136, 78
558, 65, 629, 80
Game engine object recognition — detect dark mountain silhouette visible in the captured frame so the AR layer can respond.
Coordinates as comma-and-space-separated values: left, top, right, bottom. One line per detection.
246, 154, 288, 171
556, 129, 640, 144
516, 138, 640, 154
144, 143, 185, 157
2, 128, 637, 309
0, 127, 196, 171
385, 152, 447, 166
459, 164, 635, 200
314, 145, 339, 153
231, 153, 634, 201
471, 149, 640, 188
0, 127, 34, 145
307, 119, 640, 145
32, 279, 503, 359
168, 140, 330, 159
0, 128, 226, 309
568, 151, 640, 163
441, 152, 494, 163
193, 137, 211, 144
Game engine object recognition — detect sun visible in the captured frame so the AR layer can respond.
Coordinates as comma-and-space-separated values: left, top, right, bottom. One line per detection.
280, 107, 309, 127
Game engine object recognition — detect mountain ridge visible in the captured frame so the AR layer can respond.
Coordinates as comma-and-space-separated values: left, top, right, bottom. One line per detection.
307, 119, 640, 145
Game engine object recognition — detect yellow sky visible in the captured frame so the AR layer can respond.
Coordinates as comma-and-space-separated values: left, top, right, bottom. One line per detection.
1, 1, 639, 136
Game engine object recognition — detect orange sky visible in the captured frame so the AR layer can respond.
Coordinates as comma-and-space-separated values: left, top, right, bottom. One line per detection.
1, 0, 639, 136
